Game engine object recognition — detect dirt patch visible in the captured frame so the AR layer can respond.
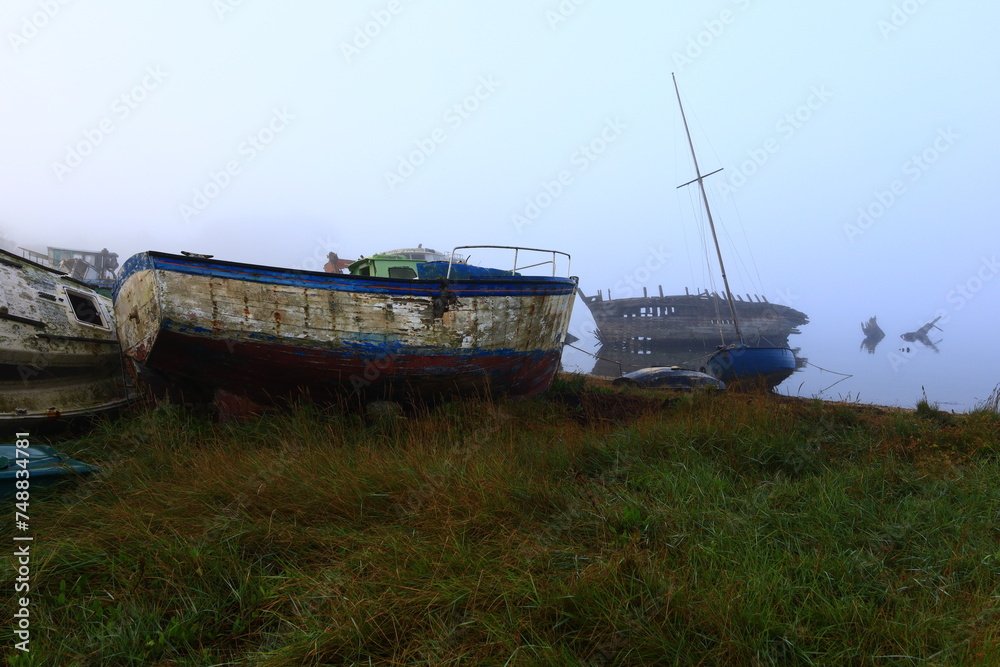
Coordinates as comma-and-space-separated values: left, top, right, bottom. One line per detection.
548, 390, 667, 426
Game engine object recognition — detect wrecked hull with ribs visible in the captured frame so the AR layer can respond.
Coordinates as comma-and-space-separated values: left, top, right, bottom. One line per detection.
580, 287, 808, 348
111, 248, 577, 405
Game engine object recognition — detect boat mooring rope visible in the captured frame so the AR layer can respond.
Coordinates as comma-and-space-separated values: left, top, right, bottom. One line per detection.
801, 360, 853, 396
564, 342, 708, 378
566, 342, 856, 397
564, 342, 624, 376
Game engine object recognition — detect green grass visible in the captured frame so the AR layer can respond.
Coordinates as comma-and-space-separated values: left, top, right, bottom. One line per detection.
6, 380, 1000, 665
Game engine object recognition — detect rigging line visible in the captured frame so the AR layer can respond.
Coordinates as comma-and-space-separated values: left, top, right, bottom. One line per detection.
674, 85, 751, 305
710, 193, 758, 297
678, 141, 726, 343
565, 343, 624, 376
677, 82, 764, 298
682, 162, 716, 296
673, 102, 698, 291
678, 164, 727, 344
687, 92, 748, 290
684, 86, 726, 179
702, 179, 751, 293
816, 374, 852, 396
693, 189, 716, 294
679, 174, 711, 293
564, 342, 710, 377
803, 360, 853, 377
803, 361, 854, 397
674, 85, 714, 294
676, 168, 697, 290
724, 188, 765, 295
787, 362, 853, 398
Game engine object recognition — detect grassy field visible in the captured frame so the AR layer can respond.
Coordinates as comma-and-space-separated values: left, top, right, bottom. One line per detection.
6, 376, 1000, 665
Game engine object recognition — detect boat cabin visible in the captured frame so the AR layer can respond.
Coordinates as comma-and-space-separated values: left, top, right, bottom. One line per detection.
348, 254, 422, 279
347, 246, 480, 280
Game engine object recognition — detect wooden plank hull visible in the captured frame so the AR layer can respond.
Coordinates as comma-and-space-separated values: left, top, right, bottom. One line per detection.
0, 250, 133, 427
580, 291, 808, 346
113, 252, 578, 403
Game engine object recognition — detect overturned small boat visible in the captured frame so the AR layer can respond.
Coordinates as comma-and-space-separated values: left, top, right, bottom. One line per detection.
0, 249, 133, 428
612, 366, 725, 391
112, 246, 577, 405
0, 443, 100, 497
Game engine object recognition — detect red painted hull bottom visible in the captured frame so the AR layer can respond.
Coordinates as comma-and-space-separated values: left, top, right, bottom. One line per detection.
133, 331, 562, 406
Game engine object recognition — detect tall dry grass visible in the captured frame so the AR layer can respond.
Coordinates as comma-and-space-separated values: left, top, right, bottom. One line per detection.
6, 379, 999, 665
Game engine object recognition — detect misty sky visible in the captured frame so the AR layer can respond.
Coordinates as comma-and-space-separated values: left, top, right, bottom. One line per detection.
2, 1, 997, 408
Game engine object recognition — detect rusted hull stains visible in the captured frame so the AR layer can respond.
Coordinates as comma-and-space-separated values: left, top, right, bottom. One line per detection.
113, 252, 577, 402
148, 332, 562, 401
0, 249, 133, 425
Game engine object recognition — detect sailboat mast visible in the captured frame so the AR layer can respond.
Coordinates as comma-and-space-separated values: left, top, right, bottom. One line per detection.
672, 73, 743, 343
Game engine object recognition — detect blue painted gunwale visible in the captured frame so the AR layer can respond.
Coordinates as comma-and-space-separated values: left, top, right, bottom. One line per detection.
113, 251, 576, 301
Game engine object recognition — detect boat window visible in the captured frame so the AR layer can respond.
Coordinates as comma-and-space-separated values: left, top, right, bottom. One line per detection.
388, 266, 417, 280
66, 291, 106, 327
356, 265, 371, 276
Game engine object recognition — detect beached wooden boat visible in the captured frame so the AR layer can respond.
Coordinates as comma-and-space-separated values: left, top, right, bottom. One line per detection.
111, 246, 577, 404
579, 287, 807, 347
0, 249, 133, 428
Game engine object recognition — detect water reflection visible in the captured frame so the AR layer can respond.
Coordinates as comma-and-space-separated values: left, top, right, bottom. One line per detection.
860, 315, 885, 354
589, 340, 807, 383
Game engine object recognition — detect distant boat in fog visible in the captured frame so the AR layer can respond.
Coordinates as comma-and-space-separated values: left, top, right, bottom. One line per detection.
901, 316, 943, 352
860, 315, 885, 354
580, 287, 807, 349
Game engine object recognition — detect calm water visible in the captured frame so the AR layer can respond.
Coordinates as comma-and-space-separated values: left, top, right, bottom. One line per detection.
777, 310, 997, 413
564, 305, 999, 413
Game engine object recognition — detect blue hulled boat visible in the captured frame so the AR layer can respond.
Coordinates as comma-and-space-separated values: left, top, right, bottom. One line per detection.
111, 246, 577, 405
702, 344, 796, 388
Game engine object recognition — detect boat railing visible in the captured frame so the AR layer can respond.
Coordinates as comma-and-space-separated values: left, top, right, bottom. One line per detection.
446, 246, 572, 278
